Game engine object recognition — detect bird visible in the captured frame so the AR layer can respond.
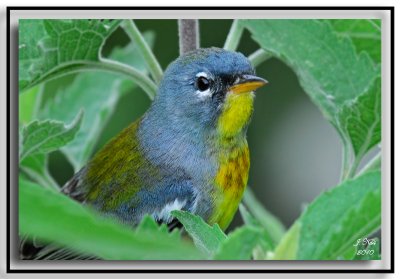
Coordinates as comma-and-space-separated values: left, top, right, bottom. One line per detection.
62, 47, 267, 230
21, 47, 267, 260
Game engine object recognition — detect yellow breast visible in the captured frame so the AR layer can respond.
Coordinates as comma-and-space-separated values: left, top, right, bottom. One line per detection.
210, 145, 250, 229
209, 91, 254, 229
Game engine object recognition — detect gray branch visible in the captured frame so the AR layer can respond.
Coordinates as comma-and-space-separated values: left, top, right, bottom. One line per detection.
178, 19, 199, 55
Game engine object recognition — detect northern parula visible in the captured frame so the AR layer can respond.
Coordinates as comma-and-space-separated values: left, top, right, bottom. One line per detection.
62, 47, 267, 230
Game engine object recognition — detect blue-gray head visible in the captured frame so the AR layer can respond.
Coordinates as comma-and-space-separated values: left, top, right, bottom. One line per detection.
151, 47, 267, 135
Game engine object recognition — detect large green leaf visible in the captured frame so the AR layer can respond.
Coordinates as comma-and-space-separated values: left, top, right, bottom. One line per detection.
19, 177, 203, 260
19, 111, 83, 161
317, 188, 381, 260
171, 210, 227, 257
39, 72, 121, 170
337, 76, 381, 158
274, 171, 381, 260
38, 34, 154, 170
327, 19, 381, 64
19, 19, 121, 92
213, 226, 262, 260
242, 20, 381, 160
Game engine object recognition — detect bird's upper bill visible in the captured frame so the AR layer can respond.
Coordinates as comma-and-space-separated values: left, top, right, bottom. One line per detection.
229, 74, 268, 94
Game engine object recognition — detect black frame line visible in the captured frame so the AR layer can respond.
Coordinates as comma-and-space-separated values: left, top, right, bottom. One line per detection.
6, 6, 394, 274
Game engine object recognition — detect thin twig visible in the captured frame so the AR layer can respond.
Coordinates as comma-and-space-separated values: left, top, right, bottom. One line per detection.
178, 19, 199, 55
121, 20, 163, 84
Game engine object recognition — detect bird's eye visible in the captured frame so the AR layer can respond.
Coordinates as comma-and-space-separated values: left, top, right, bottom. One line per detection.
196, 76, 210, 92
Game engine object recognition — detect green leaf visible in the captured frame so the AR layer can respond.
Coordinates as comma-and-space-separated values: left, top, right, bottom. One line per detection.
135, 214, 161, 232
316, 188, 381, 260
39, 34, 154, 170
296, 171, 381, 260
272, 222, 301, 260
20, 110, 83, 161
213, 226, 262, 260
19, 85, 43, 125
271, 171, 380, 260
242, 20, 378, 119
19, 19, 121, 92
327, 19, 381, 64
171, 210, 227, 257
353, 237, 381, 260
19, 177, 203, 260
40, 73, 120, 170
337, 77, 381, 158
242, 20, 381, 161
239, 204, 275, 259
339, 245, 358, 260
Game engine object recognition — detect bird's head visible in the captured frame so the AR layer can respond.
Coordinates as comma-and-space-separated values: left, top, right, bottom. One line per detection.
155, 47, 267, 138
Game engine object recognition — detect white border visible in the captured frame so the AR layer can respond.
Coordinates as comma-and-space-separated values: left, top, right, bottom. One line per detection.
1, 5, 394, 277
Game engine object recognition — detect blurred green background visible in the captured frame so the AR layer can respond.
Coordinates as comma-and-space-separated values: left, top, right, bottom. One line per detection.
44, 19, 347, 231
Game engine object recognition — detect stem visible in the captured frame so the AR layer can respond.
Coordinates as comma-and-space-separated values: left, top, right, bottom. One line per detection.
357, 151, 381, 177
99, 58, 157, 100
223, 20, 244, 51
93, 59, 157, 100
26, 61, 158, 100
178, 19, 199, 55
242, 188, 286, 245
248, 49, 273, 68
121, 19, 163, 84
340, 141, 352, 182
20, 167, 59, 191
347, 154, 363, 179
341, 144, 381, 181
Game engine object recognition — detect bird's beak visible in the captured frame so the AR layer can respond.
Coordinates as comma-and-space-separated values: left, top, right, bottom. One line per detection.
229, 74, 268, 94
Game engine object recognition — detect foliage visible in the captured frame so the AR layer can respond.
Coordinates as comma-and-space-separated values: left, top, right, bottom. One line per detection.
20, 110, 83, 161
19, 177, 202, 260
19, 19, 122, 92
38, 34, 154, 170
241, 20, 381, 179
171, 210, 227, 256
18, 19, 381, 260
273, 171, 380, 260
